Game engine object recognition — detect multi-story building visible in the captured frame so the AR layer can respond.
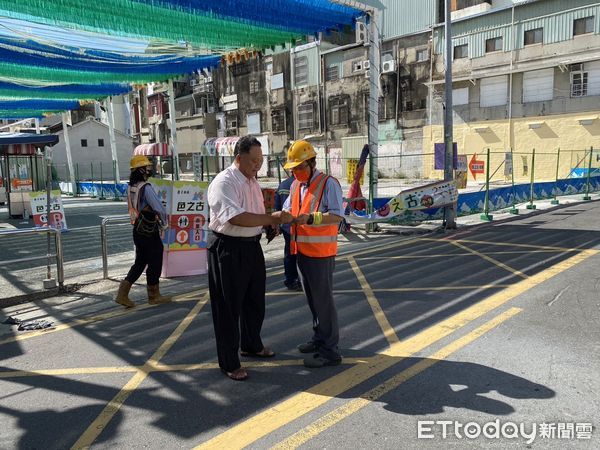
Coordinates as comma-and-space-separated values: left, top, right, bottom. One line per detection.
425, 0, 600, 181
141, 0, 600, 185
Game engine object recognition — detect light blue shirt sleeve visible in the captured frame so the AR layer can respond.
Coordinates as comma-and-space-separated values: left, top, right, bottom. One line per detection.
282, 193, 291, 211
141, 185, 168, 225
320, 177, 344, 216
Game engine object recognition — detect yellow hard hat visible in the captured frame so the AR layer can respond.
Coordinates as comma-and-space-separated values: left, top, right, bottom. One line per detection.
130, 155, 152, 170
283, 140, 317, 170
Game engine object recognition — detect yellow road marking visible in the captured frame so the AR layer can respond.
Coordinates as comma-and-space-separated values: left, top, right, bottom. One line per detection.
71, 294, 209, 450
272, 307, 522, 449
449, 240, 528, 279
356, 250, 565, 259
266, 285, 510, 296
339, 235, 423, 259
0, 289, 206, 347
193, 249, 596, 450
428, 237, 581, 252
0, 237, 418, 348
0, 358, 370, 380
348, 256, 399, 346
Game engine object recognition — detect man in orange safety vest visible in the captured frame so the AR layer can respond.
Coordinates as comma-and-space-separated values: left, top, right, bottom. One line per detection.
282, 140, 344, 368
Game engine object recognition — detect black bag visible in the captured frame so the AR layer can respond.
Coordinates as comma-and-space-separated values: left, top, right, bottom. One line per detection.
134, 211, 159, 237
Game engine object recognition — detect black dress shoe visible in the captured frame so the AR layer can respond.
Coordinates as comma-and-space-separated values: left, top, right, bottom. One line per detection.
303, 353, 342, 368
297, 341, 318, 353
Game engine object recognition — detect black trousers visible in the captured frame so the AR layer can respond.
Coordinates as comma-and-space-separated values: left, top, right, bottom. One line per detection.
282, 230, 299, 284
207, 232, 266, 372
297, 253, 340, 361
125, 230, 164, 285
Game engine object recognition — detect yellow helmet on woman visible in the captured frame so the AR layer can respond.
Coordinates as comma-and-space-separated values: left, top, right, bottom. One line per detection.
283, 140, 317, 169
130, 155, 152, 170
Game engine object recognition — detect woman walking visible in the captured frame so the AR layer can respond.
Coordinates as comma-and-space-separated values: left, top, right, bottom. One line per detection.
115, 155, 170, 308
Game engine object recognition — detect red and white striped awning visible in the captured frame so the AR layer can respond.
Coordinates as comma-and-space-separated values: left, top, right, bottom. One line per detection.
133, 143, 171, 156
203, 137, 240, 157
1, 144, 37, 155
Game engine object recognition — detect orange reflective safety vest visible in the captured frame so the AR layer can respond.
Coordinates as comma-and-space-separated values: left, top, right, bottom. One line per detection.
127, 181, 149, 224
290, 173, 339, 258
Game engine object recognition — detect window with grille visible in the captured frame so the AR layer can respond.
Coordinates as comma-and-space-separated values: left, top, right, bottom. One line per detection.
249, 79, 259, 94
329, 96, 349, 126
226, 116, 237, 130
524, 28, 543, 46
98, 139, 104, 147
294, 56, 308, 86
485, 37, 503, 53
416, 49, 429, 62
378, 97, 386, 118
326, 65, 340, 81
271, 109, 286, 133
453, 44, 468, 60
571, 71, 588, 97
352, 61, 363, 72
574, 16, 594, 36
298, 103, 313, 129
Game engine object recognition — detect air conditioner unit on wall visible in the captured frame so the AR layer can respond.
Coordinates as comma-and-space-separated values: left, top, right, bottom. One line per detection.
365, 69, 371, 79
363, 60, 370, 70
355, 21, 368, 43
382, 60, 396, 74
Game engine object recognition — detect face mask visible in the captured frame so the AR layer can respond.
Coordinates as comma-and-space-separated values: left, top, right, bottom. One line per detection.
293, 166, 311, 183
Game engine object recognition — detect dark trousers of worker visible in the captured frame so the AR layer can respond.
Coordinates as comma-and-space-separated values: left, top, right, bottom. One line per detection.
125, 230, 163, 285
207, 232, 266, 372
297, 253, 340, 361
282, 230, 298, 284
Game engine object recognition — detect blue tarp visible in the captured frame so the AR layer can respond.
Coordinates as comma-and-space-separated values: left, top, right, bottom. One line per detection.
0, 132, 58, 146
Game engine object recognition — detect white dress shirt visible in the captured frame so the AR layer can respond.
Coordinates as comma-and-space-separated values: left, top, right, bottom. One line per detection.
208, 163, 265, 237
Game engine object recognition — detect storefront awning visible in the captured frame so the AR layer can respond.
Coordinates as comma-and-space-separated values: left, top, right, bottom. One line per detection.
0, 132, 58, 155
133, 143, 171, 156
203, 137, 240, 157
3, 144, 37, 155
0, 132, 58, 146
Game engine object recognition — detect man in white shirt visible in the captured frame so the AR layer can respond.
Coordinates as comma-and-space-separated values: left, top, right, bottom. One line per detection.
207, 135, 293, 381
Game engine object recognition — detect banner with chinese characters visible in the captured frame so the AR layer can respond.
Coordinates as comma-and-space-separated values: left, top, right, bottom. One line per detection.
166, 180, 209, 251
346, 180, 458, 224
28, 190, 68, 230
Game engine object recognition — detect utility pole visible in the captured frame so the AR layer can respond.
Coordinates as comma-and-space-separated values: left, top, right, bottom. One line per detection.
443, 0, 457, 229
331, 0, 382, 226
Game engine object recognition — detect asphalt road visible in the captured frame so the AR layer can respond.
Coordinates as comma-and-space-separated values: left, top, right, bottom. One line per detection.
0, 200, 599, 449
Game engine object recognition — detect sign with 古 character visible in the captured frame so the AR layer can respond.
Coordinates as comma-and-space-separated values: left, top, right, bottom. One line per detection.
347, 180, 458, 224
168, 180, 209, 251
28, 190, 68, 230
148, 178, 209, 277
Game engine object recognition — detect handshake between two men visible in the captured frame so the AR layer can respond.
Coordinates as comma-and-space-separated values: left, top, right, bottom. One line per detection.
271, 210, 315, 226
265, 210, 325, 243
